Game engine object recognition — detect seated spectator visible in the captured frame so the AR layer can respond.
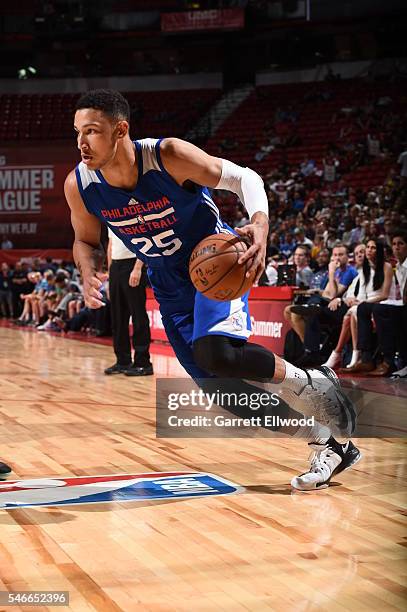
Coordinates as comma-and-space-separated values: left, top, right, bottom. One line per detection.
289, 244, 358, 366
280, 232, 296, 259
292, 246, 314, 288
14, 272, 44, 325
264, 257, 278, 286
309, 248, 330, 287
0, 263, 13, 318
294, 228, 313, 249
283, 248, 330, 345
324, 241, 392, 369
310, 234, 325, 259
266, 232, 281, 258
341, 218, 354, 247
11, 261, 29, 318
299, 156, 316, 178
347, 232, 407, 376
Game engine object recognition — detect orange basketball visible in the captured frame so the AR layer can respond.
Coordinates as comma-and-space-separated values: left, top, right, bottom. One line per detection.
189, 233, 255, 301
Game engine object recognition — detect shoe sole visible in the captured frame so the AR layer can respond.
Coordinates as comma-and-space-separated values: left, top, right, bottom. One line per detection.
104, 371, 127, 375
317, 365, 357, 435
125, 372, 154, 377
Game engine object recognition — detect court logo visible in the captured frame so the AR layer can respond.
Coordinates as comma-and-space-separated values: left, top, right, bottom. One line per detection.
231, 312, 244, 331
0, 472, 241, 509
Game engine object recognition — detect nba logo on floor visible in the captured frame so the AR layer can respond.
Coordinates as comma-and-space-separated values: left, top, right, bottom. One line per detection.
0, 472, 241, 509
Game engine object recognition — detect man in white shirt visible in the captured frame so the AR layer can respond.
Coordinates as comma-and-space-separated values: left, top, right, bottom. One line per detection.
105, 229, 153, 376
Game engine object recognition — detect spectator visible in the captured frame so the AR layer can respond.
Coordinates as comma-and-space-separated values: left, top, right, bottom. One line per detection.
324, 241, 392, 369
291, 244, 358, 366
266, 232, 280, 258
310, 248, 330, 288
264, 257, 278, 286
294, 228, 313, 249
1, 236, 13, 249
280, 232, 296, 259
283, 248, 330, 345
348, 232, 407, 376
293, 246, 314, 288
0, 263, 13, 318
11, 261, 29, 318
398, 148, 407, 180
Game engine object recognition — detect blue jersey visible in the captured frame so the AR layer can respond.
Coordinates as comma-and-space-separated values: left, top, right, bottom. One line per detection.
75, 138, 222, 269
75, 137, 251, 377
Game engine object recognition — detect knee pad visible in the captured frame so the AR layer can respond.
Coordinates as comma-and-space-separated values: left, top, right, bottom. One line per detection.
193, 335, 238, 376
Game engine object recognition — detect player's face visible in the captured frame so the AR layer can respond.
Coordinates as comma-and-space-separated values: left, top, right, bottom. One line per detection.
74, 109, 123, 170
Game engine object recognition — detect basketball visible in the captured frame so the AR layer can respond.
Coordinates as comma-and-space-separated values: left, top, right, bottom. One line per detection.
189, 233, 255, 301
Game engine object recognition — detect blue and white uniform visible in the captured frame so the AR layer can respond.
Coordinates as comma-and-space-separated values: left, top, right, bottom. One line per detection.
75, 138, 251, 377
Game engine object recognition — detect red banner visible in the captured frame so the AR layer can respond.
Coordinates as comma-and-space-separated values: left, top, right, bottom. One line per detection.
0, 249, 73, 266
161, 9, 244, 33
146, 287, 293, 356
0, 146, 77, 249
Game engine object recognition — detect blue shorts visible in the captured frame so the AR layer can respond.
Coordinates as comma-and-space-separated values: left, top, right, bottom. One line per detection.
148, 263, 251, 378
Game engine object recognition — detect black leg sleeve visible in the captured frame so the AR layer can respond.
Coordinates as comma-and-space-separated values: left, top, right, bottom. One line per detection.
193, 335, 276, 379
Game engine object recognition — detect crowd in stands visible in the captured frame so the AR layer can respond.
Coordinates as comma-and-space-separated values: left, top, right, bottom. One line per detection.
1, 182, 406, 378
1, 75, 406, 377
214, 125, 407, 377
0, 258, 111, 337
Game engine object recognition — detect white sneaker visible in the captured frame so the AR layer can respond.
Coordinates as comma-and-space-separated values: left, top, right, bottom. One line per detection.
291, 437, 362, 491
282, 366, 357, 437
323, 351, 341, 369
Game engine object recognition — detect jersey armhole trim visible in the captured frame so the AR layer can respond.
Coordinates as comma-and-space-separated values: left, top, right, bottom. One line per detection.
134, 140, 144, 176
74, 165, 93, 215
155, 138, 166, 173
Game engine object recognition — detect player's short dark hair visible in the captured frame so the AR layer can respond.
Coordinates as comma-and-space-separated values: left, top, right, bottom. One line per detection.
76, 89, 130, 122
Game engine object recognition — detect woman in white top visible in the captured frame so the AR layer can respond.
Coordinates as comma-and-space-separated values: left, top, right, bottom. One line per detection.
324, 240, 393, 369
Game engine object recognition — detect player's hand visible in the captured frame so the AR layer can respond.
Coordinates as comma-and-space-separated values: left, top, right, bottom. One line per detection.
129, 268, 141, 287
83, 272, 108, 308
235, 213, 269, 285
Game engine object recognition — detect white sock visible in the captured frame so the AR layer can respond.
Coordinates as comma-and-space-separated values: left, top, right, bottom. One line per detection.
281, 360, 309, 393
347, 350, 360, 368
293, 422, 331, 442
324, 350, 341, 368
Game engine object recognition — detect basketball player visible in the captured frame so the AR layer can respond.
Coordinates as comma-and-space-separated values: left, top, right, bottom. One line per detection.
65, 90, 361, 491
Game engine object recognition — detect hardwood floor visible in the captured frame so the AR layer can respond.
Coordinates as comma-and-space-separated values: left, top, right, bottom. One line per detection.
0, 326, 406, 611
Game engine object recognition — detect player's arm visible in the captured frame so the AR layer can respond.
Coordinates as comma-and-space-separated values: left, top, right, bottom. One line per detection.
64, 170, 106, 308
160, 138, 269, 284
